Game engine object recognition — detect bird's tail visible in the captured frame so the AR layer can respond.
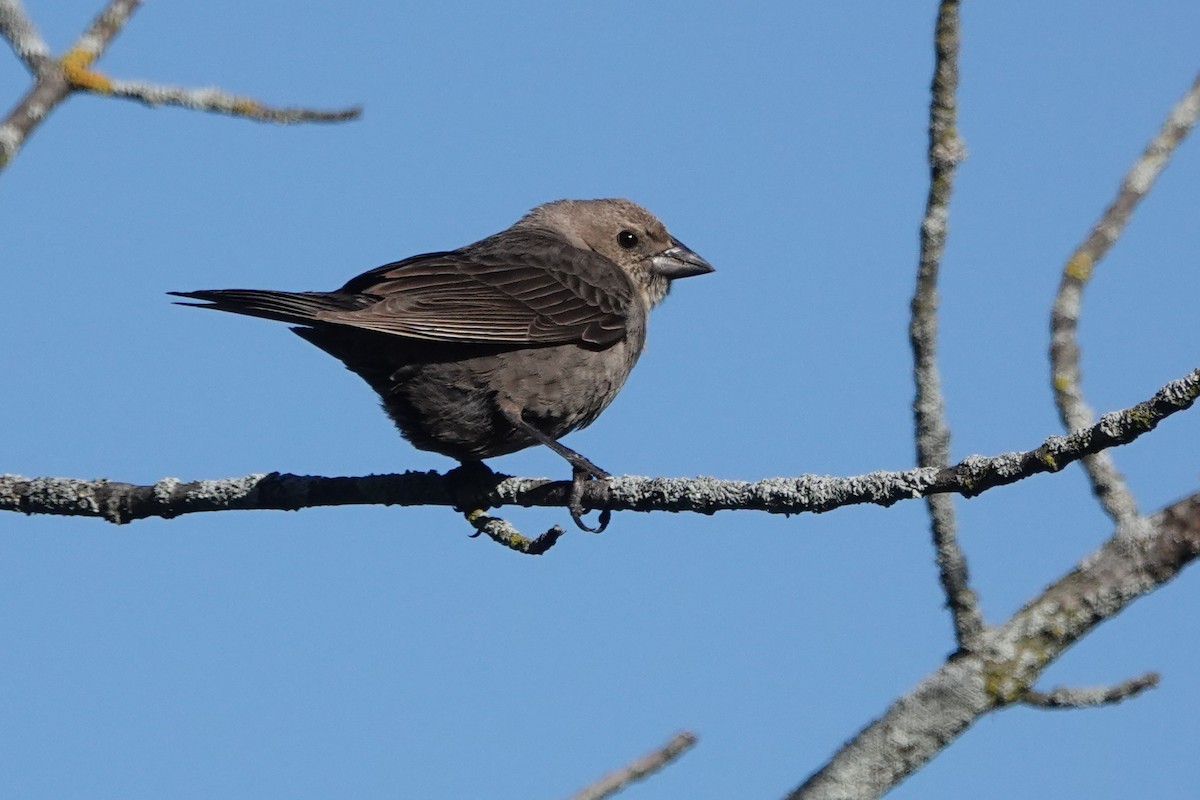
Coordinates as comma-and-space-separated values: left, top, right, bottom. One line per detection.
169, 289, 370, 326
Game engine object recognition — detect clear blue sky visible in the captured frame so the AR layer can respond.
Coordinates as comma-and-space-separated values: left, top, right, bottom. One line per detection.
3, 2, 1199, 798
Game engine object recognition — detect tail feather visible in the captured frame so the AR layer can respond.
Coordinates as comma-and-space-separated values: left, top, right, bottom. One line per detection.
169, 289, 369, 326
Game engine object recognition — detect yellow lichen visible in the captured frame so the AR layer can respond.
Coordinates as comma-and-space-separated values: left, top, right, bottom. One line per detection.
231, 98, 263, 117
1125, 406, 1156, 430
982, 638, 1054, 705
1064, 252, 1094, 281
60, 48, 113, 93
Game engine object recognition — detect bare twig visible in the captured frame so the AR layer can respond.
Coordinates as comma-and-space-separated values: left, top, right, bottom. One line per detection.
0, 0, 360, 169
2, 367, 1196, 532
70, 0, 142, 62
0, 0, 50, 72
105, 79, 362, 123
464, 510, 565, 555
1022, 672, 1159, 709
910, 0, 983, 651
565, 731, 698, 800
1050, 70, 1200, 532
787, 491, 1200, 800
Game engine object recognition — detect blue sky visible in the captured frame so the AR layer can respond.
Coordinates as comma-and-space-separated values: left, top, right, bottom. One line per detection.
3, 2, 1199, 798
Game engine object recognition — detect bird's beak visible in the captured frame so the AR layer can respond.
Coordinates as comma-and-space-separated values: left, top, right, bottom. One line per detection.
650, 237, 715, 279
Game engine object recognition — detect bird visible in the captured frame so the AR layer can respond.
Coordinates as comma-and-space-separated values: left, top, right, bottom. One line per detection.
171, 198, 714, 531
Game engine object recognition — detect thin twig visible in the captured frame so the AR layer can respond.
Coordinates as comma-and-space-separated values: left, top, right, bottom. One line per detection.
3, 367, 1196, 531
1050, 70, 1200, 532
464, 510, 564, 555
1022, 672, 1159, 709
0, 0, 50, 72
71, 0, 142, 60
565, 731, 698, 800
106, 79, 362, 123
910, 0, 983, 651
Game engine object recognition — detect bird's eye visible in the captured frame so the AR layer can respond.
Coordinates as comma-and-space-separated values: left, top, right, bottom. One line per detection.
617, 230, 639, 249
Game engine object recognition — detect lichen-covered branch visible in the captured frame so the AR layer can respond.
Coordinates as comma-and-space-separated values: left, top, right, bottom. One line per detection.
0, 0, 359, 170
1, 0, 143, 167
104, 79, 361, 123
3, 367, 1196, 528
1049, 69, 1200, 530
910, 0, 982, 651
565, 731, 698, 800
464, 509, 565, 555
786, 491, 1200, 800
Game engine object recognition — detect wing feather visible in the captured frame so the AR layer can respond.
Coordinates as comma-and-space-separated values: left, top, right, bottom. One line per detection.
316, 232, 633, 346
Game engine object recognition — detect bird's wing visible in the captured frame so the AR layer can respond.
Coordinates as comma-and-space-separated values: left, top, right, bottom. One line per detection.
322, 233, 634, 346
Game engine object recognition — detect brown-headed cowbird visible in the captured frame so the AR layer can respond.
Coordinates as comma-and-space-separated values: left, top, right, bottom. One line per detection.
171, 198, 713, 530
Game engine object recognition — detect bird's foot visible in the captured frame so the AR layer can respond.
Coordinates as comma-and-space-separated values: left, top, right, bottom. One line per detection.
566, 451, 610, 481
448, 460, 502, 532
568, 465, 612, 533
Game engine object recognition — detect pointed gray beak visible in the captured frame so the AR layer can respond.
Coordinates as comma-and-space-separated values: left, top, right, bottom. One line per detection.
650, 237, 715, 279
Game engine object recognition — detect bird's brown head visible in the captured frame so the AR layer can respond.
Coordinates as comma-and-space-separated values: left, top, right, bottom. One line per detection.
516, 198, 714, 307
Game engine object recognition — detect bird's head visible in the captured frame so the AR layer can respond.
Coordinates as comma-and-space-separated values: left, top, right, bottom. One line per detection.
519, 198, 714, 307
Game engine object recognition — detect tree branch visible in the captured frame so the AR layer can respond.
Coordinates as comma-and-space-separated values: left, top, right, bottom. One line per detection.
910, 0, 983, 652
3, 367, 1196, 529
0, 0, 50, 73
1022, 673, 1159, 709
1049, 69, 1200, 531
70, 0, 141, 63
102, 79, 362, 123
786, 57, 1200, 800
786, 490, 1200, 800
0, 0, 359, 170
2, 0, 144, 167
565, 731, 698, 800
464, 509, 565, 555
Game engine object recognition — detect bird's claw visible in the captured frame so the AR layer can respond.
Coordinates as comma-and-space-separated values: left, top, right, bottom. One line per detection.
568, 466, 611, 533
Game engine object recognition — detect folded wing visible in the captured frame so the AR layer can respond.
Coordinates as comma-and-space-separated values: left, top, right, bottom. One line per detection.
172, 232, 633, 348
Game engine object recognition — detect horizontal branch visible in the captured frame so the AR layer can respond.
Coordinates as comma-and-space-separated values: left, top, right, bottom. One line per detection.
104, 79, 361, 123
3, 368, 1196, 525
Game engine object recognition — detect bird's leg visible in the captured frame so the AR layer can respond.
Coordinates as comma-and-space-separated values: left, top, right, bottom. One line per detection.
511, 416, 610, 480
500, 409, 612, 533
